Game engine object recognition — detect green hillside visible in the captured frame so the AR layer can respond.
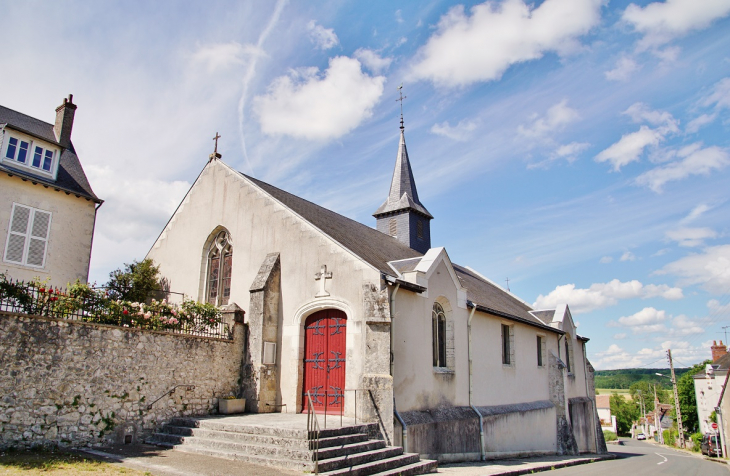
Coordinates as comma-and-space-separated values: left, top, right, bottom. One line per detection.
594, 368, 692, 390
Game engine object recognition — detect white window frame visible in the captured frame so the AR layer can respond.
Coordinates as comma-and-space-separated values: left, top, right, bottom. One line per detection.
3, 203, 52, 269
1, 129, 59, 180
501, 323, 515, 367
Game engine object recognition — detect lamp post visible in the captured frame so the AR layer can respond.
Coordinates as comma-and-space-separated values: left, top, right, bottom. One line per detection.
657, 370, 685, 448
636, 390, 646, 437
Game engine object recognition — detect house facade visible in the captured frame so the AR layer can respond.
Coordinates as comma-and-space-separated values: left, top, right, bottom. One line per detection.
0, 96, 102, 287
693, 341, 729, 434
146, 121, 605, 461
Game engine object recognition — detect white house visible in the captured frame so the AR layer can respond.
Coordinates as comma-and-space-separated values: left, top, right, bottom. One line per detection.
146, 119, 605, 461
694, 341, 729, 434
0, 96, 102, 287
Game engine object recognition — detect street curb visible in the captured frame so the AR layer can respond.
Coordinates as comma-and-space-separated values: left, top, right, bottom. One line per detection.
474, 454, 617, 476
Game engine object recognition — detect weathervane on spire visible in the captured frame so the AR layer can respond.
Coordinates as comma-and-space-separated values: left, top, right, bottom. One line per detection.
396, 84, 407, 130
209, 132, 222, 162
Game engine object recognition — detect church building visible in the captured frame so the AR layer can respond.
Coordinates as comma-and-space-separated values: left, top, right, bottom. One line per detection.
146, 117, 605, 461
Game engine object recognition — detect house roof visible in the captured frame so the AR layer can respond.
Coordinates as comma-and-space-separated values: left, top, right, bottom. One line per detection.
0, 105, 100, 203
243, 172, 554, 331
372, 128, 432, 219
596, 394, 611, 409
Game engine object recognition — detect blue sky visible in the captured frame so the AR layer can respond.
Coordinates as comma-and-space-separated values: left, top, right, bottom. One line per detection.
2, 0, 729, 369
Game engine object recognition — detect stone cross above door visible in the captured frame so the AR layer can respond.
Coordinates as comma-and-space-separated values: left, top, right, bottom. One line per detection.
315, 265, 333, 298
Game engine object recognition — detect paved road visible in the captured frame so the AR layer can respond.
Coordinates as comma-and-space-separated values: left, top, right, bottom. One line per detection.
550, 440, 729, 476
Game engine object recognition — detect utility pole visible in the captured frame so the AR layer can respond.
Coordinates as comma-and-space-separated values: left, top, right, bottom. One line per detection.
654, 385, 663, 444
668, 349, 685, 448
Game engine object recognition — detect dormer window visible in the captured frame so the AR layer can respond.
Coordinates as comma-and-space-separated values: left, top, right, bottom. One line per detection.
2, 131, 58, 178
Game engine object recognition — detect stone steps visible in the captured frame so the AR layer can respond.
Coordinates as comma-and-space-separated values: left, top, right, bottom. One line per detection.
148, 416, 437, 475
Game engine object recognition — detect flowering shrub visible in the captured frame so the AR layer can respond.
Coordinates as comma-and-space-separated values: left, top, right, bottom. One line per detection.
0, 274, 225, 336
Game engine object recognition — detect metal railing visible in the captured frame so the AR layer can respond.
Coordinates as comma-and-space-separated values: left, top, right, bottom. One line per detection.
307, 389, 359, 429
147, 385, 196, 410
306, 391, 321, 475
0, 277, 230, 339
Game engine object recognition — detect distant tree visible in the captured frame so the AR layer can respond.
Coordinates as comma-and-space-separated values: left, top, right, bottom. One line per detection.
106, 259, 166, 303
610, 393, 639, 435
629, 381, 671, 412
676, 360, 711, 434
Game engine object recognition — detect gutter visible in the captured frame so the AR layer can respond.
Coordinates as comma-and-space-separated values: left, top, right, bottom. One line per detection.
387, 279, 407, 452
467, 301, 486, 460
470, 303, 564, 335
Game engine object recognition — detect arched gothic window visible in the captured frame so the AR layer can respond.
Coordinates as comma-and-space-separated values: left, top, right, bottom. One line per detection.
206, 230, 233, 306
432, 302, 446, 367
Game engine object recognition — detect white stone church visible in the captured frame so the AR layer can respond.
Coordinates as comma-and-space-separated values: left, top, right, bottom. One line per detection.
146, 119, 605, 461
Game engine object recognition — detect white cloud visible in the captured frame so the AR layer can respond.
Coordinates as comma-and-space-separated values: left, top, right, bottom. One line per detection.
685, 113, 718, 134
622, 0, 730, 50
708, 299, 730, 315
703, 77, 730, 110
353, 48, 393, 74
658, 244, 730, 294
307, 21, 339, 50
410, 0, 602, 87
636, 143, 730, 192
613, 333, 627, 340
600, 256, 613, 264
191, 42, 262, 72
518, 100, 580, 139
618, 307, 665, 326
595, 126, 664, 171
605, 57, 640, 82
252, 56, 385, 141
395, 9, 404, 24
431, 119, 479, 141
596, 103, 680, 171
623, 103, 679, 132
533, 279, 683, 314
681, 204, 710, 224
665, 227, 718, 247
620, 251, 636, 261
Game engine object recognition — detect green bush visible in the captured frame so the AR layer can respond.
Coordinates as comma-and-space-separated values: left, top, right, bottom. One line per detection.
603, 430, 618, 442
690, 432, 703, 452
663, 428, 678, 446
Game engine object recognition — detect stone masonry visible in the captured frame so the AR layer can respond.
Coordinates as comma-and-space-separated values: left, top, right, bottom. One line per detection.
244, 252, 281, 413
0, 311, 244, 449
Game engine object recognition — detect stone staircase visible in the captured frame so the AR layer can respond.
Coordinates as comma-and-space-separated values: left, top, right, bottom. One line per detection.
147, 416, 437, 475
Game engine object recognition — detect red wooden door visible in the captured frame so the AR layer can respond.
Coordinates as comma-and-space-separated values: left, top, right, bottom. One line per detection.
302, 309, 347, 413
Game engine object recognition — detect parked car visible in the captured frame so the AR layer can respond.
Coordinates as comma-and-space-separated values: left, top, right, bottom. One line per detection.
636, 433, 646, 440
701, 433, 722, 457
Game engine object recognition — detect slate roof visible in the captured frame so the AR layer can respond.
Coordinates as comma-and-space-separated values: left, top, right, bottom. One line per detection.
373, 129, 432, 219
242, 172, 554, 331
0, 105, 100, 202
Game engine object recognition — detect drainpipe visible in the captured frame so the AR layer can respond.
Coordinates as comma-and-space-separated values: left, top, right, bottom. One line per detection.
467, 302, 486, 460
388, 281, 407, 452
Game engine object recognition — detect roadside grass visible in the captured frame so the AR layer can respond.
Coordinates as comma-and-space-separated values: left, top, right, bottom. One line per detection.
0, 448, 149, 475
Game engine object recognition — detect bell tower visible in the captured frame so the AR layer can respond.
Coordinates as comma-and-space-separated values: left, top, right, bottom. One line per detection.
373, 89, 432, 253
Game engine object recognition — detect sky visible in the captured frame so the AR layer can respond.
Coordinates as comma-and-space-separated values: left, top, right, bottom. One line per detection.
1, 0, 729, 370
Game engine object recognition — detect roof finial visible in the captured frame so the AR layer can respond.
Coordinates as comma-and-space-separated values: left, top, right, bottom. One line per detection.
209, 132, 222, 162
396, 84, 407, 130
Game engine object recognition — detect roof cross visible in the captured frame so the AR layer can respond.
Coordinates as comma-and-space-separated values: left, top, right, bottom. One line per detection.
209, 132, 222, 162
396, 84, 407, 130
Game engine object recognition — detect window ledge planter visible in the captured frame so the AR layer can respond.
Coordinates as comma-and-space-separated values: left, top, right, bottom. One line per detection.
219, 398, 246, 415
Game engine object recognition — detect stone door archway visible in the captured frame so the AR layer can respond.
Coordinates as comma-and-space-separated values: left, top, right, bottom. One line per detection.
302, 309, 347, 414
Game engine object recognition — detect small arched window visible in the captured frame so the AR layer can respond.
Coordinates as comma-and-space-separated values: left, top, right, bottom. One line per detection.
432, 302, 446, 367
206, 230, 233, 306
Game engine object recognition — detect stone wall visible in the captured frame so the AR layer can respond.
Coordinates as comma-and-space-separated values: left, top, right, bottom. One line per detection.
399, 402, 558, 463
0, 311, 244, 449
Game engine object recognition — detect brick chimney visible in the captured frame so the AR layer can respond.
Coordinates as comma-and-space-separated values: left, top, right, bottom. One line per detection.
712, 340, 727, 362
54, 94, 77, 148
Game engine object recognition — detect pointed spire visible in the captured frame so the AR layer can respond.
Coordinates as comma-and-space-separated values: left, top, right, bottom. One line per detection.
373, 128, 432, 218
